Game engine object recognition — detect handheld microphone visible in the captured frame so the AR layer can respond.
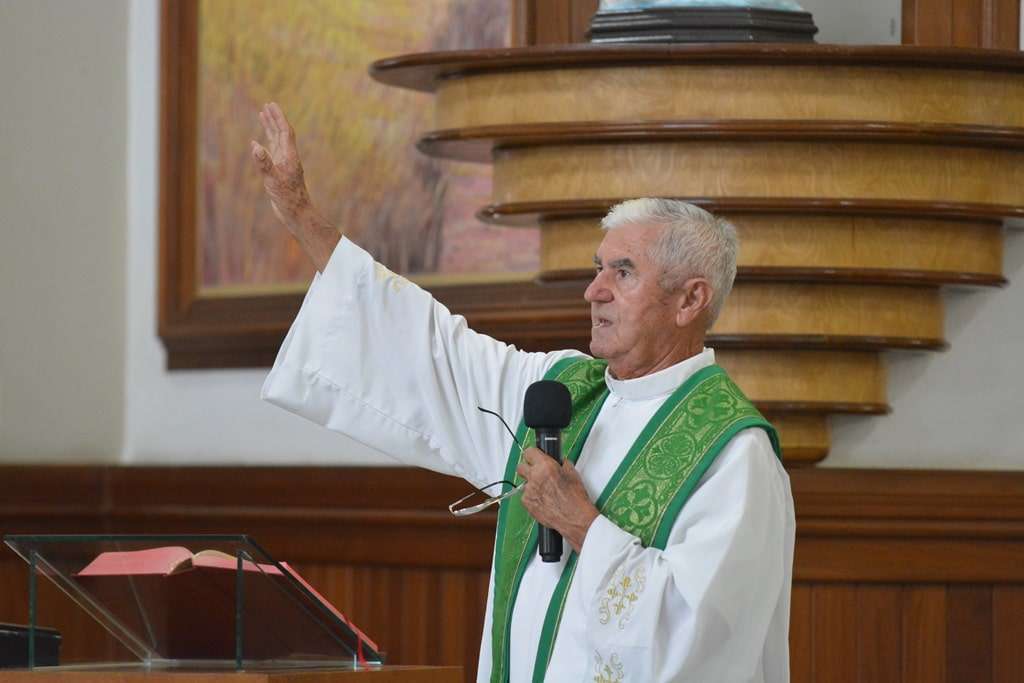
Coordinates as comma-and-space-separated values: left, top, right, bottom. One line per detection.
523, 380, 573, 563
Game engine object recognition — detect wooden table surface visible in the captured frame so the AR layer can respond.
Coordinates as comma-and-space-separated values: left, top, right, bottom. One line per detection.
0, 666, 462, 683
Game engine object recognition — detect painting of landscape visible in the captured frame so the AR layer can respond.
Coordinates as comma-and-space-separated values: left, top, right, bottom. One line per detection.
196, 0, 539, 294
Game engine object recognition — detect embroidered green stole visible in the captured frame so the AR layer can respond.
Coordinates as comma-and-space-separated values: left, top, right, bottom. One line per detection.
488, 356, 781, 683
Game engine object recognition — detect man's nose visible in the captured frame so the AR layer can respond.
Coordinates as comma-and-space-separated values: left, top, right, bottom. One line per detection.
584, 273, 612, 303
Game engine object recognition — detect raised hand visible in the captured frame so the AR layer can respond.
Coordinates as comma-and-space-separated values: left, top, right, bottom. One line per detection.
251, 102, 314, 235
250, 102, 339, 271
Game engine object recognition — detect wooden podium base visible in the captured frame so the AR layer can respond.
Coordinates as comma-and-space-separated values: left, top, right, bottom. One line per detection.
0, 666, 462, 683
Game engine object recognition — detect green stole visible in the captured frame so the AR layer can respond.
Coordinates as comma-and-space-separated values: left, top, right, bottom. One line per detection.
488, 356, 781, 683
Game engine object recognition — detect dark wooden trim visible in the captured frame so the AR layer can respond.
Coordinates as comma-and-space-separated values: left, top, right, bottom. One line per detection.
417, 120, 1024, 162
369, 43, 1024, 92
710, 335, 946, 352
478, 197, 1022, 225
158, 0, 198, 332
3, 465, 1024, 580
541, 266, 1007, 288
755, 401, 890, 415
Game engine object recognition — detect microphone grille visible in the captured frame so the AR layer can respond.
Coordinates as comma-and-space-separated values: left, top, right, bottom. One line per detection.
523, 380, 572, 429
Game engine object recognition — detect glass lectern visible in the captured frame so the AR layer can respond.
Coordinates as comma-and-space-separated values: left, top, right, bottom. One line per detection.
3, 534, 383, 672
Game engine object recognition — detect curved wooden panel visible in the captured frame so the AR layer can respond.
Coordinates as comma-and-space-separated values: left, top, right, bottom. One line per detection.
718, 350, 887, 410
541, 215, 1004, 284
491, 143, 1024, 207
432, 66, 1024, 130
713, 283, 943, 344
370, 44, 1024, 93
419, 121, 1024, 162
766, 413, 830, 465
478, 198, 1024, 225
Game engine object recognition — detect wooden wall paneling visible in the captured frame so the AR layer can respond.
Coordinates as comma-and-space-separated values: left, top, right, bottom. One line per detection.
532, 0, 571, 45
512, 0, 597, 45
5, 466, 1024, 681
856, 585, 903, 683
902, 586, 948, 682
946, 585, 994, 683
0, 559, 130, 664
570, 0, 599, 42
903, 0, 1021, 46
983, 0, 1021, 49
904, 0, 956, 44
790, 582, 813, 683
952, 0, 984, 46
993, 585, 1024, 683
812, 585, 858, 683
436, 570, 472, 672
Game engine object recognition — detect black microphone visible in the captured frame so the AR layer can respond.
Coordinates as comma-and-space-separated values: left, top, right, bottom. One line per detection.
523, 380, 573, 563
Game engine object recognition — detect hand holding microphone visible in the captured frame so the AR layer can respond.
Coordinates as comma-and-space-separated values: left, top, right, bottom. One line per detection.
518, 381, 599, 561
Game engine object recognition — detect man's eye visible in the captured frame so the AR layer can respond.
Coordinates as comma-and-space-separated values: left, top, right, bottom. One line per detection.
617, 269, 630, 279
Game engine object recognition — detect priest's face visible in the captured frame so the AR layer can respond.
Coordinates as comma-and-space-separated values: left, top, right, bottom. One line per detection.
585, 222, 704, 380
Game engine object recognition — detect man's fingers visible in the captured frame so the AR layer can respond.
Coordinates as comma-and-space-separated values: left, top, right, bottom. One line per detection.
262, 103, 280, 136
523, 447, 546, 465
516, 462, 529, 480
268, 102, 294, 140
251, 141, 273, 173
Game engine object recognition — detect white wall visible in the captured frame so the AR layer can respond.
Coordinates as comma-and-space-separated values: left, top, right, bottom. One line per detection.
828, 234, 1024, 469
799, 0, 901, 44
0, 0, 127, 462
3, 0, 1022, 469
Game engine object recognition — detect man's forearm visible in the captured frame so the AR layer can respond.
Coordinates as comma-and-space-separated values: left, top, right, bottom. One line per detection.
290, 205, 341, 272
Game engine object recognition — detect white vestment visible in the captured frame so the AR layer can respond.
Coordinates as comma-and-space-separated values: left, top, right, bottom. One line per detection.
262, 237, 795, 683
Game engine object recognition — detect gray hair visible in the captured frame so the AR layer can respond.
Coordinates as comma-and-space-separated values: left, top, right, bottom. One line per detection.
600, 198, 738, 327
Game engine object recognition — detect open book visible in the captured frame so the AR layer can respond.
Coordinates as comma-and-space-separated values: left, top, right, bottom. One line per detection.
76, 546, 379, 662
79, 546, 282, 577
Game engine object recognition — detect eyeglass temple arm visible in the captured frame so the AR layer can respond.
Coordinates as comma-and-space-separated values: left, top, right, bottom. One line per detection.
477, 406, 523, 449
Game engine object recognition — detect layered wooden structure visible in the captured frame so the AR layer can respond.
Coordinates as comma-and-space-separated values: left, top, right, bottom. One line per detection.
371, 44, 1024, 464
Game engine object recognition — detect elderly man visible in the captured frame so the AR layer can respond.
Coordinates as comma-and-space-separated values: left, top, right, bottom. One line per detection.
254, 103, 794, 683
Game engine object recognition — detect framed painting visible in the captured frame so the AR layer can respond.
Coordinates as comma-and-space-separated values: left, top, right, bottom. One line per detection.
159, 0, 595, 368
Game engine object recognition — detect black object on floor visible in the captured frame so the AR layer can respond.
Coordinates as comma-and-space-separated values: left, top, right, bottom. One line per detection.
0, 623, 61, 668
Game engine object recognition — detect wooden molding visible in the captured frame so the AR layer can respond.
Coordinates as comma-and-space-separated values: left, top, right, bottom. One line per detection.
417, 120, 1024, 163
2, 465, 1024, 577
370, 44, 1024, 93
478, 197, 1024, 224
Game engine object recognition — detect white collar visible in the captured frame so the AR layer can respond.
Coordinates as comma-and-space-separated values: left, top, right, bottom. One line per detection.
604, 348, 716, 401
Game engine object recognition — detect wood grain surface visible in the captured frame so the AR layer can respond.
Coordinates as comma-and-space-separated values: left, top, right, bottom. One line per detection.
3, 465, 1024, 682
433, 65, 1024, 130
540, 215, 1004, 281
490, 142, 1024, 207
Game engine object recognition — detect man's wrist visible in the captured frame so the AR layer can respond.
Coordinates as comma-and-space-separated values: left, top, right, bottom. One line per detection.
566, 505, 600, 554
292, 205, 341, 273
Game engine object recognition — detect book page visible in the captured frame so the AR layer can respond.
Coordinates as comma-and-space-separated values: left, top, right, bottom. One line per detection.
77, 546, 194, 576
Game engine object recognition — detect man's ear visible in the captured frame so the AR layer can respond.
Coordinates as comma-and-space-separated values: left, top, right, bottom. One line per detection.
674, 278, 714, 328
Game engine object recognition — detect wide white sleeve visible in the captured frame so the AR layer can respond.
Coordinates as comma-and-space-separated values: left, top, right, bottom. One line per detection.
573, 428, 794, 683
261, 237, 580, 487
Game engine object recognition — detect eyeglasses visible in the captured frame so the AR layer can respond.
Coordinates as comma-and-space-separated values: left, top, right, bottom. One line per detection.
448, 407, 527, 517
